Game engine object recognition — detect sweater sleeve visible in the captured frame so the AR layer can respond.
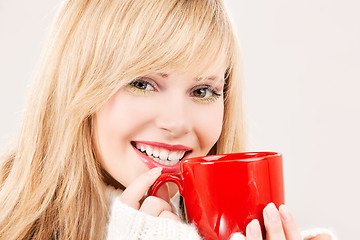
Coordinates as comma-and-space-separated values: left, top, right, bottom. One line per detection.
105, 186, 336, 240
106, 195, 202, 240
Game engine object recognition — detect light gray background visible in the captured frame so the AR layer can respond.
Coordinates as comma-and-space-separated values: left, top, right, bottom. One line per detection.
1, 1, 359, 239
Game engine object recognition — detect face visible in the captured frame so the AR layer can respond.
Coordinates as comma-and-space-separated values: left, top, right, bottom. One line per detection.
93, 65, 225, 188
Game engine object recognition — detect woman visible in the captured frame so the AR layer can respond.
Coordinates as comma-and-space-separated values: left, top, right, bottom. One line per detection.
0, 0, 334, 239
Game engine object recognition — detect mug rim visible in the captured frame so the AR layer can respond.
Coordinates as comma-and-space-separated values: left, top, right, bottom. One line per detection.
182, 151, 282, 164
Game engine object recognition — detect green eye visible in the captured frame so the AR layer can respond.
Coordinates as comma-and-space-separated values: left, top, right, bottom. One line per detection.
191, 87, 221, 103
193, 89, 207, 98
129, 79, 154, 90
127, 79, 155, 95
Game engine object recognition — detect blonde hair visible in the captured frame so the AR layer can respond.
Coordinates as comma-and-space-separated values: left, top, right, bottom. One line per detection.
0, 0, 246, 239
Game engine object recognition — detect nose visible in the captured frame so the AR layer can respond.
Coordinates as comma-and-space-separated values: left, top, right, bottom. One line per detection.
155, 95, 191, 137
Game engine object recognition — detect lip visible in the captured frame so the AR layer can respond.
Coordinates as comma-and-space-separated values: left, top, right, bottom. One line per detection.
131, 141, 192, 173
134, 141, 193, 152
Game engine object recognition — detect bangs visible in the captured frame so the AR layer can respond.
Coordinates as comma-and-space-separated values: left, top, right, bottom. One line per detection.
64, 0, 239, 113
106, 0, 236, 81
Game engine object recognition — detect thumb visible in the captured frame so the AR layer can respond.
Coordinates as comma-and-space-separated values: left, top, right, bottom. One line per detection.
155, 183, 171, 203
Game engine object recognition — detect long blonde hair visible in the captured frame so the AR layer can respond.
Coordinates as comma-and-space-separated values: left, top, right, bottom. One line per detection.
0, 0, 246, 239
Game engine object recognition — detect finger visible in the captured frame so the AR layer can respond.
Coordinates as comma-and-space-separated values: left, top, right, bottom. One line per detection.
263, 203, 286, 240
120, 167, 162, 209
159, 210, 182, 221
245, 219, 262, 240
230, 232, 246, 240
279, 205, 302, 240
140, 195, 172, 217
155, 183, 170, 203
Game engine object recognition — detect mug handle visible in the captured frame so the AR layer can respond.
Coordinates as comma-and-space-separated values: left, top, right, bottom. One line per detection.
148, 174, 183, 196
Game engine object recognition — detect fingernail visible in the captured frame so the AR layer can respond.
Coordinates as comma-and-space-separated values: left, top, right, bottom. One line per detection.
265, 203, 280, 223
249, 219, 261, 238
279, 205, 292, 222
147, 167, 162, 175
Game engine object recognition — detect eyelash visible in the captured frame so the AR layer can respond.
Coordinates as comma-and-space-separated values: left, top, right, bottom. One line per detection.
127, 78, 156, 95
190, 86, 222, 103
127, 78, 222, 102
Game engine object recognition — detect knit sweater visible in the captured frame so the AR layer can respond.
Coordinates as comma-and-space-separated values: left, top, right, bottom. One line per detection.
105, 186, 336, 240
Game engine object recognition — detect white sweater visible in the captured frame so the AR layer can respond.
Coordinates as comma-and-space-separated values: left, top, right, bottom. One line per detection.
105, 186, 336, 240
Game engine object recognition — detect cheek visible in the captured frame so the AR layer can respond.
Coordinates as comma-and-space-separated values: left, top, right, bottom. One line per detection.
93, 92, 156, 183
93, 93, 144, 163
97, 93, 154, 138
193, 103, 224, 151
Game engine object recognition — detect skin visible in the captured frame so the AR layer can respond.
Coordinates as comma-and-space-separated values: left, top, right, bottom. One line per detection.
93, 65, 332, 239
93, 67, 225, 189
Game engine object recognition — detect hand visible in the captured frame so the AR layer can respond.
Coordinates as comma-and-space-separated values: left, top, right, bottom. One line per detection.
244, 203, 332, 240
119, 167, 181, 221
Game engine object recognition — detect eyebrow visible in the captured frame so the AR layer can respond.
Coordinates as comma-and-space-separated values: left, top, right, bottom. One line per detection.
196, 76, 219, 81
157, 73, 169, 78
156, 73, 221, 81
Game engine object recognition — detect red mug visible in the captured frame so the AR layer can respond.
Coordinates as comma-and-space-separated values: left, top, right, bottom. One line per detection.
148, 152, 285, 240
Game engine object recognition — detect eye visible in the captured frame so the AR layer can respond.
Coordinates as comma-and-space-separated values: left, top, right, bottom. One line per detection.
191, 86, 221, 103
193, 88, 210, 98
129, 79, 155, 91
127, 78, 157, 95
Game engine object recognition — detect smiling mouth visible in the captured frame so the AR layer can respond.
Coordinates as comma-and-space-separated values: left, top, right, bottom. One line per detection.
131, 141, 192, 166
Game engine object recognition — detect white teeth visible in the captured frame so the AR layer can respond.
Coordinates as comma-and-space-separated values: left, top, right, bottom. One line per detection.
159, 149, 169, 161
153, 148, 160, 158
146, 146, 152, 156
178, 151, 186, 160
134, 142, 189, 166
168, 151, 178, 161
